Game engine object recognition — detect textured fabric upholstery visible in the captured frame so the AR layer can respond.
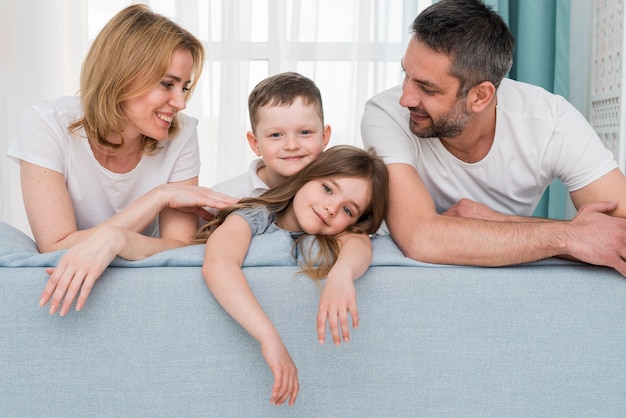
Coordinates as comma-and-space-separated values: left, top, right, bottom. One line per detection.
1, 222, 624, 416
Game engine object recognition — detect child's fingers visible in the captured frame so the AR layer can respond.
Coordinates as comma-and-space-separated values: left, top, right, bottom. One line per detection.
270, 374, 283, 405
349, 303, 359, 330
270, 368, 298, 406
277, 376, 289, 406
328, 311, 341, 345
288, 374, 299, 406
316, 307, 328, 344
340, 303, 359, 343
339, 310, 350, 343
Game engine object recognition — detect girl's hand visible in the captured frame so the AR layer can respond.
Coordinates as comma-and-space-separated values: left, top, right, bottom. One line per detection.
39, 225, 124, 316
260, 338, 299, 406
316, 273, 359, 346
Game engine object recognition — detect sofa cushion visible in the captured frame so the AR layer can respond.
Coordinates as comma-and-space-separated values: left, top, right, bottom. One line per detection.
0, 221, 578, 269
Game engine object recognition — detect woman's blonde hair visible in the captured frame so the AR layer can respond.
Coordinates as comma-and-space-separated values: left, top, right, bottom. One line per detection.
69, 4, 205, 153
196, 145, 389, 280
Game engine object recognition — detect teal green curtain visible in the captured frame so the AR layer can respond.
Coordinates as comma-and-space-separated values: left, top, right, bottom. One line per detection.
485, 0, 571, 219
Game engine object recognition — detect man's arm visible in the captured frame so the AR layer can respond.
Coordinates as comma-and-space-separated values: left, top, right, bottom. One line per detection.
386, 163, 626, 274
444, 168, 626, 223
570, 168, 626, 218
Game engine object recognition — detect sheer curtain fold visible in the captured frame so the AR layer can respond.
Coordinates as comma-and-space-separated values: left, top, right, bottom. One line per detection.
489, 0, 574, 219
2, 0, 600, 232
199, 0, 409, 188
1, 0, 88, 235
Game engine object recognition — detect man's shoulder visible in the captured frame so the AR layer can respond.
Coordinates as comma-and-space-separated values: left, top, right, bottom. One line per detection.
498, 78, 558, 103
497, 78, 565, 117
367, 84, 403, 106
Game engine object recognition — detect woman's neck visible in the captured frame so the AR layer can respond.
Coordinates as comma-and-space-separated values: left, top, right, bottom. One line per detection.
89, 136, 144, 174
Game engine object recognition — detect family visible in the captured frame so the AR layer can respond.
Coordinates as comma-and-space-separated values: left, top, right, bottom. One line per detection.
7, 0, 626, 407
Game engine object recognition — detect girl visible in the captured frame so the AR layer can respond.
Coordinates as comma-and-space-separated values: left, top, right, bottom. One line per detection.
196, 145, 388, 406
8, 4, 236, 316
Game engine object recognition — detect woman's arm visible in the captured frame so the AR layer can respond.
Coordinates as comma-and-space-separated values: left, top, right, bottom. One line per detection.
202, 215, 299, 406
316, 232, 372, 346
21, 161, 89, 252
21, 161, 237, 253
24, 159, 238, 315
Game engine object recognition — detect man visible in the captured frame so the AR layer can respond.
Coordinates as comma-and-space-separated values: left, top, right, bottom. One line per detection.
361, 0, 626, 275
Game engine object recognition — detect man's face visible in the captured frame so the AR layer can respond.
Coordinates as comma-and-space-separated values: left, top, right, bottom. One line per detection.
399, 38, 471, 139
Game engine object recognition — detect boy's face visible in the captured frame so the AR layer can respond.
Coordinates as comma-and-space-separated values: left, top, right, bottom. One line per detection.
247, 96, 331, 188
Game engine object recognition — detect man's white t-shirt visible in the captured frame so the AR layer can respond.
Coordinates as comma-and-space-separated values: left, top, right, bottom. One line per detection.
211, 158, 269, 199
361, 79, 617, 216
7, 96, 200, 236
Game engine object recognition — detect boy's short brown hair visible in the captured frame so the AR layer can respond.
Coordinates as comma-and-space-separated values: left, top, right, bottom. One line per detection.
247, 72, 324, 132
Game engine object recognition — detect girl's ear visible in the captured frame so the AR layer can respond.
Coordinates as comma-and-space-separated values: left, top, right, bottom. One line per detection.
466, 81, 496, 113
246, 131, 262, 156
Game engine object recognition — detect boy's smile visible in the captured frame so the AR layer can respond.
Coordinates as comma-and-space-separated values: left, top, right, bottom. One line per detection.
247, 96, 331, 188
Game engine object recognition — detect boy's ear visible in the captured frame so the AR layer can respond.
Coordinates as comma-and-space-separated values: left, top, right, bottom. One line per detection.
322, 125, 331, 149
246, 131, 263, 156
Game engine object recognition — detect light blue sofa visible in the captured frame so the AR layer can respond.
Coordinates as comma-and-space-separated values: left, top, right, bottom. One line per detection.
1, 221, 625, 417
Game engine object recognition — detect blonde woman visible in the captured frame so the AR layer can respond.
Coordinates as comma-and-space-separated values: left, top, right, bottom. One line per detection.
8, 5, 236, 316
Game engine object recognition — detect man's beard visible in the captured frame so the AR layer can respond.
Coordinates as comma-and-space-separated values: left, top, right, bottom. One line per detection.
409, 97, 471, 139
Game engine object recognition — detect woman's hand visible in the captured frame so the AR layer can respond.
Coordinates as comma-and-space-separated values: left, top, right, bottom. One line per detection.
155, 184, 238, 221
39, 225, 126, 316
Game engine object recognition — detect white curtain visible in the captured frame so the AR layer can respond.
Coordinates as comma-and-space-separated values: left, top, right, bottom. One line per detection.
1, 0, 430, 235
1, 0, 601, 235
1, 1, 88, 235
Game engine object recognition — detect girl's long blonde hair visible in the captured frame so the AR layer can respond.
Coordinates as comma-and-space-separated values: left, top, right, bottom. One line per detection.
196, 145, 389, 280
69, 4, 205, 154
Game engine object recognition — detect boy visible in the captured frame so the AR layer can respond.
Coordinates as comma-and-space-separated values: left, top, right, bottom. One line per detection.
212, 72, 331, 197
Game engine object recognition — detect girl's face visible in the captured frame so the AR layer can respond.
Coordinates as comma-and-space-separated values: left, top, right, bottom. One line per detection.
121, 48, 193, 143
278, 176, 372, 236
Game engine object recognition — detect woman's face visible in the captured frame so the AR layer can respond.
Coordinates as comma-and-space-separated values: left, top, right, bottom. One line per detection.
278, 176, 372, 236
121, 48, 194, 143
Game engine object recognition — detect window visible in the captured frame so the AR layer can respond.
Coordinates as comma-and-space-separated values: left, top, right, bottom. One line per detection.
87, 0, 432, 185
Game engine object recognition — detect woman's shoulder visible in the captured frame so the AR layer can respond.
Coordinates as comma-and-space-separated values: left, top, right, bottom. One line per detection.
175, 112, 198, 134
24, 96, 82, 123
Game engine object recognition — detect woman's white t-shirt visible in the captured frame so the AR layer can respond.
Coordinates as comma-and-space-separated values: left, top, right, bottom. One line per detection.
8, 96, 200, 236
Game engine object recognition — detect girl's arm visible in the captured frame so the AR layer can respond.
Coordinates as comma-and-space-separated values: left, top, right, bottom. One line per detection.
316, 232, 372, 346
202, 215, 299, 407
